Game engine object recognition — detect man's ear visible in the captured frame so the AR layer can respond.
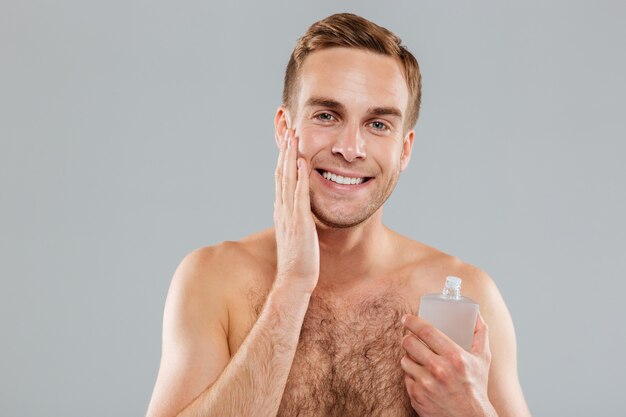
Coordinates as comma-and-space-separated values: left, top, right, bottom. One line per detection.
274, 106, 291, 148
400, 130, 415, 171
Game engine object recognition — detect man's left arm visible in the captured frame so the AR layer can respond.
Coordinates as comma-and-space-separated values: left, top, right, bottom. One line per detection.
401, 270, 531, 417
477, 270, 531, 417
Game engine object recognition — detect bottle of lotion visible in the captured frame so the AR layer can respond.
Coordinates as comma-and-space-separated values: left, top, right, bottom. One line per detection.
417, 276, 479, 351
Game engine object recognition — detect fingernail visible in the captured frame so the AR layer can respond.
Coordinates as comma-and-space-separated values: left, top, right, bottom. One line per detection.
401, 314, 407, 324
297, 159, 302, 169
283, 131, 289, 143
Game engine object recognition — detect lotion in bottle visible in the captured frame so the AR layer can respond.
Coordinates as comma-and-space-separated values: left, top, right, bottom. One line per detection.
417, 276, 479, 351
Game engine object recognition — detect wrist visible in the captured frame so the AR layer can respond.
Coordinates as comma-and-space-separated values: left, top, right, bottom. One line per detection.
274, 273, 318, 296
270, 278, 314, 306
475, 399, 498, 417
262, 281, 312, 329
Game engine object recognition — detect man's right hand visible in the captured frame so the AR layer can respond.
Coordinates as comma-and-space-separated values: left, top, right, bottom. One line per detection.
273, 128, 320, 294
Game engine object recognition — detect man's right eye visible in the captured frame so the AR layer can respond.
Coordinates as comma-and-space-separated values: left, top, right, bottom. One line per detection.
316, 113, 335, 121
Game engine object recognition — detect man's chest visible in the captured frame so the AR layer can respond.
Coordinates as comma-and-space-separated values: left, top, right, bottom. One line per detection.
276, 292, 418, 417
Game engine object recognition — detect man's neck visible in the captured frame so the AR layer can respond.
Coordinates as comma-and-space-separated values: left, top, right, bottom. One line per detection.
315, 209, 393, 291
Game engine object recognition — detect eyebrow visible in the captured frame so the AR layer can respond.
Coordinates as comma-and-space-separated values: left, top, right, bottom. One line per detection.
368, 106, 403, 119
304, 96, 403, 119
305, 97, 346, 113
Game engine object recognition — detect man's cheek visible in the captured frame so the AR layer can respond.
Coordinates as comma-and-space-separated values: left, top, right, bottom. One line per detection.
294, 128, 317, 161
296, 125, 329, 156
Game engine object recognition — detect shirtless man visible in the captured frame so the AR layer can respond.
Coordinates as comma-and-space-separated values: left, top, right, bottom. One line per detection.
146, 13, 531, 417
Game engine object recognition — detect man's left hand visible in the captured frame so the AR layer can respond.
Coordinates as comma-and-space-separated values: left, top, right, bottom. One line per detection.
400, 312, 497, 417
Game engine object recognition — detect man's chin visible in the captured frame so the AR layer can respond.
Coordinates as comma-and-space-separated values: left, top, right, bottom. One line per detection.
311, 207, 374, 229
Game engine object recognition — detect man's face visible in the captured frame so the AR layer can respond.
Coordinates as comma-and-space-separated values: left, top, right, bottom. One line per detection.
284, 47, 414, 228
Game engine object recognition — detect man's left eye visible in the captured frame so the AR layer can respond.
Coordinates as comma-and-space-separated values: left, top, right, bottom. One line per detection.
371, 121, 388, 130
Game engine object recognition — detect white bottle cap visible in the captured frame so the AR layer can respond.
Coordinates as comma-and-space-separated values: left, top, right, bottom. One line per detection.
445, 276, 462, 289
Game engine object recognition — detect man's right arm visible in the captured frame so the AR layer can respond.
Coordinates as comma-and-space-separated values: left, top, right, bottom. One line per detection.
146, 128, 318, 417
144, 246, 313, 417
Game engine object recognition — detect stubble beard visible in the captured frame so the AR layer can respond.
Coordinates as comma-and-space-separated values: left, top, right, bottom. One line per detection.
309, 165, 401, 229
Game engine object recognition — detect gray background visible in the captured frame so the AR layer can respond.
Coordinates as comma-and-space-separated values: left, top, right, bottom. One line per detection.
1, 0, 625, 416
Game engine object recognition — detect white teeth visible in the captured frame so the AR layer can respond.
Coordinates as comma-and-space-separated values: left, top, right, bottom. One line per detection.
321, 170, 365, 185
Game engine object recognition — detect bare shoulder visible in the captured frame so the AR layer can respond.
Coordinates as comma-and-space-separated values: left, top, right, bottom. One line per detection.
175, 228, 276, 290
162, 228, 276, 350
162, 228, 278, 365
392, 231, 500, 306
170, 228, 277, 335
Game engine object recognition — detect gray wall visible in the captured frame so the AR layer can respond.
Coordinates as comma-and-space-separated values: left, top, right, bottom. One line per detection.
2, 1, 625, 415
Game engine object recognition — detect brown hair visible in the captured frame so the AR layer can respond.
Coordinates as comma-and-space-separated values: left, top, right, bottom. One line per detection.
283, 13, 422, 132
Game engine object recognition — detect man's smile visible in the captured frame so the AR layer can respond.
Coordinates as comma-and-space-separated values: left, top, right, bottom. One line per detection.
314, 168, 374, 189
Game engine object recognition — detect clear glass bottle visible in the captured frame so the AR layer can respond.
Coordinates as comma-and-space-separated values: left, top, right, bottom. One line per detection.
417, 276, 479, 351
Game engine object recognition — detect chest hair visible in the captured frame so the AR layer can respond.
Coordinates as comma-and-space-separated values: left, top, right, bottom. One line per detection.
275, 291, 418, 417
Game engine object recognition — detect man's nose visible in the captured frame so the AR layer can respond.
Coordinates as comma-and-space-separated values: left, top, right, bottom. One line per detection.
331, 125, 366, 162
